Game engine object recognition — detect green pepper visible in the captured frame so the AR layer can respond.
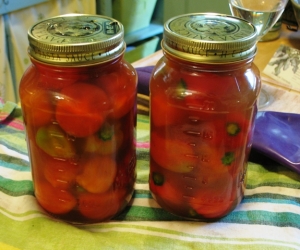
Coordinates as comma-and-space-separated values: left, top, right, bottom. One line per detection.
152, 172, 164, 186
35, 123, 76, 159
221, 152, 235, 166
175, 79, 188, 99
167, 79, 188, 100
84, 121, 123, 155
226, 122, 241, 136
99, 122, 115, 141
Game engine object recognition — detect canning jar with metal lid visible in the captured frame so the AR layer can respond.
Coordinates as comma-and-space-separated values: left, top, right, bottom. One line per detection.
19, 14, 137, 223
149, 13, 261, 220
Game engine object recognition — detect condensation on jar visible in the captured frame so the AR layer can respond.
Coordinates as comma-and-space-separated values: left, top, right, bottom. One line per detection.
19, 14, 137, 223
149, 13, 261, 220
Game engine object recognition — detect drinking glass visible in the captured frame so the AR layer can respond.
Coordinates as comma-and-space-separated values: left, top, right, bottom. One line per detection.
228, 0, 289, 108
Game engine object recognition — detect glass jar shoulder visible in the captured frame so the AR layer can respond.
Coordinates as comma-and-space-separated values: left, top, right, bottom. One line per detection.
20, 58, 137, 92
150, 56, 261, 111
19, 58, 138, 128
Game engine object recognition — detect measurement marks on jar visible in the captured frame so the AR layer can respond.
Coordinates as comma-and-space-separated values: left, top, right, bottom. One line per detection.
183, 115, 215, 143
180, 115, 218, 171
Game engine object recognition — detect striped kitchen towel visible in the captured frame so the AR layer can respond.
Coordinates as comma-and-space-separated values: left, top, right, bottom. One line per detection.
0, 106, 299, 250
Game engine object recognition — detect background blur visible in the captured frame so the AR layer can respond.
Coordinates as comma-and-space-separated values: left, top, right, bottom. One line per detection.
1, 0, 296, 103
0, 0, 231, 103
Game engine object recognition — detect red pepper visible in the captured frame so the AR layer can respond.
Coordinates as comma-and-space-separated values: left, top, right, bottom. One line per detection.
55, 82, 110, 138
76, 155, 117, 194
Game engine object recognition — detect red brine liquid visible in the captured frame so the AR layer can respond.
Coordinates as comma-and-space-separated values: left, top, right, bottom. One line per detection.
149, 56, 260, 220
20, 59, 137, 223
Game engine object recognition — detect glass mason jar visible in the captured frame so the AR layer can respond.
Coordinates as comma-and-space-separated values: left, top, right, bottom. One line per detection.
19, 14, 137, 223
149, 13, 261, 220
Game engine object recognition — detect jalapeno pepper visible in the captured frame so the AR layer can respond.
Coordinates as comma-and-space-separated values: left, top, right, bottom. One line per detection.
223, 112, 251, 149
84, 121, 124, 155
149, 161, 188, 215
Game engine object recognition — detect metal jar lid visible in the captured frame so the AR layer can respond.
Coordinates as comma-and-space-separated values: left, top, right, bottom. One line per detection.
28, 14, 125, 65
162, 13, 258, 63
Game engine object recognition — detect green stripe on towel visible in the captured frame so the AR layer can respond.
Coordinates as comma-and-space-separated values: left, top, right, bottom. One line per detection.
0, 176, 33, 196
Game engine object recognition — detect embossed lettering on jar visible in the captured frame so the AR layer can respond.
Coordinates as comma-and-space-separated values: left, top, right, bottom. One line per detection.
19, 14, 137, 223
149, 13, 261, 220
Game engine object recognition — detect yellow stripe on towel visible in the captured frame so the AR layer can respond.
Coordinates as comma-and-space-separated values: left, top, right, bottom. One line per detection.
0, 242, 21, 250
137, 93, 149, 116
